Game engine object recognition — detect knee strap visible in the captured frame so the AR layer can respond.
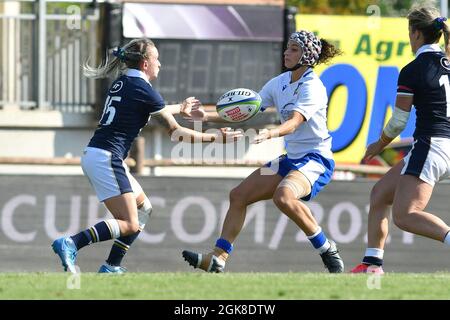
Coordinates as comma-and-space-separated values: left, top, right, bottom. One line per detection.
277, 171, 312, 199
137, 198, 152, 229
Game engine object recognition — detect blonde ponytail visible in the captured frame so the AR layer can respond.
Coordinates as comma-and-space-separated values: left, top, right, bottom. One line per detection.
83, 38, 156, 79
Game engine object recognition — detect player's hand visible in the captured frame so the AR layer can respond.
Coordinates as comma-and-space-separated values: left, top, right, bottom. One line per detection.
180, 97, 202, 117
214, 127, 243, 143
252, 128, 271, 144
184, 105, 208, 122
363, 140, 386, 161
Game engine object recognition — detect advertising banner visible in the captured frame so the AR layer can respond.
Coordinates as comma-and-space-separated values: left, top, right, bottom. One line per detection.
1, 175, 450, 273
297, 14, 419, 163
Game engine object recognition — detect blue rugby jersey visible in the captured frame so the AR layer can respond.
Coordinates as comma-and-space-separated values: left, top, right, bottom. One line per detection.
397, 44, 450, 139
88, 69, 165, 159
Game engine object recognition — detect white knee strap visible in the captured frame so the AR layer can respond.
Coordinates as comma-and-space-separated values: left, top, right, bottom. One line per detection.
138, 198, 152, 229
277, 171, 312, 199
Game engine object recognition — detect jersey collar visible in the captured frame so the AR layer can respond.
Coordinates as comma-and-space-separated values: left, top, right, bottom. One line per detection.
289, 67, 313, 84
125, 69, 151, 85
415, 43, 442, 58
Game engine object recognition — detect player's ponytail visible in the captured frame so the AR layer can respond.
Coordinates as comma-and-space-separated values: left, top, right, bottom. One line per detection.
442, 22, 450, 57
407, 5, 449, 57
317, 39, 342, 65
83, 38, 155, 79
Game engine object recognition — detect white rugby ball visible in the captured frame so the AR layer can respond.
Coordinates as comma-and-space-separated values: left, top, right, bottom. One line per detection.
216, 88, 262, 123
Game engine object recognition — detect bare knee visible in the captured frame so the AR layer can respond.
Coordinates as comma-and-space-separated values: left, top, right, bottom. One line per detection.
370, 182, 392, 207
392, 211, 409, 231
229, 186, 248, 207
121, 219, 140, 236
273, 190, 293, 212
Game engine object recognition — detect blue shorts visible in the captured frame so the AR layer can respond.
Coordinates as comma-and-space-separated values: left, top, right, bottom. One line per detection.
265, 153, 335, 201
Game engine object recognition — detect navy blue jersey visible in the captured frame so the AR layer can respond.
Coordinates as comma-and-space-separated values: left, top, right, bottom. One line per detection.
397, 47, 450, 139
88, 70, 165, 159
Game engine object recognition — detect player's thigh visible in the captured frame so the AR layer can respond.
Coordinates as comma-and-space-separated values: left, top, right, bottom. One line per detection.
232, 167, 284, 204
275, 170, 311, 200
125, 166, 146, 206
393, 175, 433, 217
394, 136, 449, 214
371, 159, 405, 205
103, 192, 138, 223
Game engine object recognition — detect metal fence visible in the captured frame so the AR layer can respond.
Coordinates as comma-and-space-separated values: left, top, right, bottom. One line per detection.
0, 0, 100, 112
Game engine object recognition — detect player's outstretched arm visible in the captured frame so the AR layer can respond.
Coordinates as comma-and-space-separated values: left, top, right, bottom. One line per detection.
252, 110, 305, 144
184, 106, 229, 123
165, 96, 201, 116
152, 109, 242, 143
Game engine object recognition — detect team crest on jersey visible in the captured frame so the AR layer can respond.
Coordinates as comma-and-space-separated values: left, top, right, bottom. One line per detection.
440, 57, 450, 71
110, 81, 123, 93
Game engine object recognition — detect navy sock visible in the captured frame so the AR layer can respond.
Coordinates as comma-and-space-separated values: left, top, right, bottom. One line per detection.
106, 231, 141, 266
362, 256, 383, 266
70, 232, 91, 251
71, 221, 115, 251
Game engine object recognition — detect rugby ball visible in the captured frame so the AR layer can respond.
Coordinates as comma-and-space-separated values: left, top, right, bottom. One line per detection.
216, 88, 262, 122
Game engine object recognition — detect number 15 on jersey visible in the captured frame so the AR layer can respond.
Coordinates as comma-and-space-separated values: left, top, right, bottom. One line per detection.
100, 95, 121, 125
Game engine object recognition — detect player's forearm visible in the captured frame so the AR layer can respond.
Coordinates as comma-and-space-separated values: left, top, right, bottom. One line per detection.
164, 104, 182, 114
379, 131, 394, 147
205, 111, 229, 123
170, 126, 216, 143
269, 119, 300, 138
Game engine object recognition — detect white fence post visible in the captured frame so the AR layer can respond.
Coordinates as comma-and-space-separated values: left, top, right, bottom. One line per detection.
38, 0, 47, 109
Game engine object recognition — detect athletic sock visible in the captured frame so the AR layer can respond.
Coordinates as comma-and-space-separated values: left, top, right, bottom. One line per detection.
362, 248, 384, 266
70, 219, 121, 250
443, 230, 450, 245
307, 227, 331, 254
106, 231, 141, 266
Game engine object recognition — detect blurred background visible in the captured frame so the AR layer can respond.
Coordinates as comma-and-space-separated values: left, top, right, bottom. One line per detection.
1, 0, 450, 273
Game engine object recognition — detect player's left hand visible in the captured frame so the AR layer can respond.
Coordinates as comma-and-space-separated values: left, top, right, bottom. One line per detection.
252, 128, 271, 144
363, 140, 386, 161
180, 97, 202, 117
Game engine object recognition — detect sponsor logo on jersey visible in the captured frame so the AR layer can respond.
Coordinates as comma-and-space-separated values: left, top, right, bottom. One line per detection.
110, 81, 124, 93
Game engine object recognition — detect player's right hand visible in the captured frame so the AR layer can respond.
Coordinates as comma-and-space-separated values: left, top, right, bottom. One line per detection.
184, 105, 208, 122
215, 127, 243, 143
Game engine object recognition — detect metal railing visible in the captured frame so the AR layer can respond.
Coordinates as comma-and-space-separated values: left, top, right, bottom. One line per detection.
0, 0, 100, 112
0, 156, 392, 176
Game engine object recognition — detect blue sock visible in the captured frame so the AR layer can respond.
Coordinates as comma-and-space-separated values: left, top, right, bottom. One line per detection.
71, 221, 117, 250
307, 227, 330, 254
106, 231, 140, 266
215, 238, 233, 254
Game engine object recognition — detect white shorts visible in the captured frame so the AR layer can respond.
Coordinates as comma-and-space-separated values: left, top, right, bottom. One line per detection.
81, 147, 143, 202
401, 137, 450, 186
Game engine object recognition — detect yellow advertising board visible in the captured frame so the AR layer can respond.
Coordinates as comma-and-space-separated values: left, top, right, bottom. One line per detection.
297, 14, 416, 163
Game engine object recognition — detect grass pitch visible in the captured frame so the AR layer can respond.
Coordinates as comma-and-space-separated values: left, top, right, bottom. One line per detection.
0, 272, 448, 300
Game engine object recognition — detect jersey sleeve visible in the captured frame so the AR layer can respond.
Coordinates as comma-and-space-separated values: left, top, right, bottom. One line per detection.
258, 78, 276, 112
292, 81, 326, 121
144, 87, 166, 114
397, 63, 417, 96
